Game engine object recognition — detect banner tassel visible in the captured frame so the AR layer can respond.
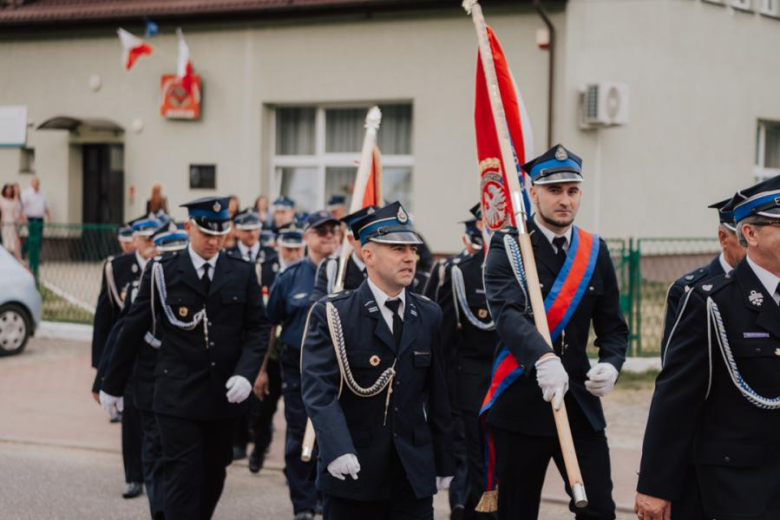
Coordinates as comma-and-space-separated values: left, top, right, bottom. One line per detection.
475, 489, 498, 513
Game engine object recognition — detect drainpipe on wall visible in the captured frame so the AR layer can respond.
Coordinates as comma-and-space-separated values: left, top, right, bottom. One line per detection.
534, 0, 555, 149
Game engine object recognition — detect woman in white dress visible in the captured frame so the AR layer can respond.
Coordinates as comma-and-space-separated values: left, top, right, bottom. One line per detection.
1, 183, 26, 263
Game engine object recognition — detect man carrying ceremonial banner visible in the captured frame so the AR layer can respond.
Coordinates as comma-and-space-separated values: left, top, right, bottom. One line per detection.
463, 1, 628, 518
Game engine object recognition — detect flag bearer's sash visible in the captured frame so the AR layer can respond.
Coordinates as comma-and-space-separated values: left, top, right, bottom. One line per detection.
475, 226, 599, 512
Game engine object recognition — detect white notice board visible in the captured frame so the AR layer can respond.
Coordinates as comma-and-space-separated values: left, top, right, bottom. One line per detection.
0, 106, 28, 147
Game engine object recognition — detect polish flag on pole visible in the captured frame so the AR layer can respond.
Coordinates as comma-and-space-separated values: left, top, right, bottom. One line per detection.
117, 28, 152, 71
176, 28, 194, 94
362, 145, 383, 207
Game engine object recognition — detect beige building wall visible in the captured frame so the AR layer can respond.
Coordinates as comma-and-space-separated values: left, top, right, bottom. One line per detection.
560, 0, 780, 239
2, 1, 778, 252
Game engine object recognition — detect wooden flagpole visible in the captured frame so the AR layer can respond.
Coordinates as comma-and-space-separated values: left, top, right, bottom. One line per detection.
301, 106, 382, 462
463, 0, 587, 509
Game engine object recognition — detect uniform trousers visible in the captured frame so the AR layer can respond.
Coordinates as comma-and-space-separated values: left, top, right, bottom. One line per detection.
157, 414, 235, 520
493, 424, 615, 520
139, 410, 165, 519
281, 345, 318, 514
323, 447, 433, 520
121, 388, 144, 485
449, 411, 469, 510
460, 410, 496, 520
251, 357, 283, 457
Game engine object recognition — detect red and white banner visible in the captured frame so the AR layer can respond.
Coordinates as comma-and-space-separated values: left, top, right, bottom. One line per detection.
176, 28, 194, 94
474, 26, 534, 231
362, 145, 383, 207
117, 28, 152, 71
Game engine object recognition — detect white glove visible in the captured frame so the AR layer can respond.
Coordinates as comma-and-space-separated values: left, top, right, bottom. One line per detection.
225, 375, 252, 404
436, 476, 454, 491
535, 355, 569, 411
99, 390, 124, 417
327, 453, 361, 481
585, 362, 619, 397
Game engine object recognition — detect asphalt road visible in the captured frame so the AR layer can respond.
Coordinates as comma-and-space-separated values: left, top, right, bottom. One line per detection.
0, 337, 639, 520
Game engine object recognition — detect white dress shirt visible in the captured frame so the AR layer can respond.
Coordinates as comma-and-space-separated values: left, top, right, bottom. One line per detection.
351, 251, 366, 272
238, 241, 261, 263
718, 252, 734, 275
746, 254, 780, 306
189, 245, 219, 281
534, 215, 573, 254
21, 188, 48, 218
135, 251, 149, 272
367, 277, 405, 333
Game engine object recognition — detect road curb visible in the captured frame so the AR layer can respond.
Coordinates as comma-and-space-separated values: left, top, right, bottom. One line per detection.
36, 321, 93, 342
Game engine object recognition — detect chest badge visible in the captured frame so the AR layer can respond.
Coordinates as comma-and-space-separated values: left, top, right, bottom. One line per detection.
748, 290, 764, 307
179, 306, 189, 317
775, 348, 780, 357
478, 308, 488, 319
369, 355, 381, 367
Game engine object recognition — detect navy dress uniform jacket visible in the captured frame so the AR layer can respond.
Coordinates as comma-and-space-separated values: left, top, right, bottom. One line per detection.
102, 249, 271, 421
311, 255, 366, 303
660, 254, 724, 361
225, 245, 280, 295
483, 221, 628, 436
267, 257, 317, 349
638, 259, 780, 519
433, 249, 499, 415
91, 253, 141, 368
301, 281, 455, 501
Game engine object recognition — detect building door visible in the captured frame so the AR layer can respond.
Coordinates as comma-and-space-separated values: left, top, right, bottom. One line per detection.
82, 144, 124, 224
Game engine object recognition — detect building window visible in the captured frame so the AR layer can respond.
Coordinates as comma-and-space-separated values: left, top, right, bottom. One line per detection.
755, 121, 780, 179
19, 147, 35, 173
760, 0, 778, 15
190, 164, 216, 189
731, 0, 752, 10
271, 103, 413, 213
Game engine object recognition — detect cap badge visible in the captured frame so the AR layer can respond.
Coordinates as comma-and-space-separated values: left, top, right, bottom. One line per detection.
369, 355, 381, 367
748, 290, 764, 307
555, 146, 568, 161
179, 306, 189, 317
213, 201, 221, 212
397, 207, 408, 223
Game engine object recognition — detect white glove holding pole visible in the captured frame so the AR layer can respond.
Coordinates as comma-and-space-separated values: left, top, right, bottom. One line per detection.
327, 453, 361, 481
436, 476, 454, 491
99, 390, 124, 417
585, 362, 619, 397
535, 355, 569, 411
225, 375, 252, 404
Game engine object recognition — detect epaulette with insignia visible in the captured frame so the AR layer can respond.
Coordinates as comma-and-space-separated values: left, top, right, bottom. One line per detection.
682, 267, 708, 286
226, 251, 250, 262
694, 273, 733, 296
327, 290, 351, 301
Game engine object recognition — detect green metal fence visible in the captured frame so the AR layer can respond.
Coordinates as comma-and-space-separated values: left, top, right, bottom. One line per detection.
0, 223, 722, 355
2, 222, 120, 325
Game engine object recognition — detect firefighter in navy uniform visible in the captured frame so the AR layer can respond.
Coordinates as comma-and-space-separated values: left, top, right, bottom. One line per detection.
267, 210, 340, 520
483, 145, 628, 519
428, 204, 498, 520
301, 201, 455, 520
661, 197, 746, 361
311, 205, 376, 302
635, 177, 780, 520
93, 216, 161, 500
98, 226, 190, 519
99, 196, 271, 520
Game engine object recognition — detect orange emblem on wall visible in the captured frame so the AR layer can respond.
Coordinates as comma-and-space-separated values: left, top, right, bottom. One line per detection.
160, 74, 202, 120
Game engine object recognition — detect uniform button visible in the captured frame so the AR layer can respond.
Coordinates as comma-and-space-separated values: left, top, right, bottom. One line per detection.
210, 342, 215, 346
724, 456, 731, 463
163, 369, 168, 374
394, 407, 399, 412
393, 433, 398, 438
395, 380, 401, 386
211, 362, 216, 367
208, 321, 213, 327
233, 296, 238, 301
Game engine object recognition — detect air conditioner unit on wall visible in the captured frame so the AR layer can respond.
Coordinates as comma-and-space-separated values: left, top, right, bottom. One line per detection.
579, 82, 629, 129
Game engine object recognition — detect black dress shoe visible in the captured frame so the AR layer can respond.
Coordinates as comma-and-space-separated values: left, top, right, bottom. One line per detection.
233, 445, 247, 460
122, 482, 143, 499
293, 511, 314, 520
248, 450, 264, 473
451, 505, 465, 520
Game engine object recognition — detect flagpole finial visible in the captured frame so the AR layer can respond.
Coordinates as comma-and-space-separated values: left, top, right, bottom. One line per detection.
365, 106, 382, 132
462, 0, 479, 15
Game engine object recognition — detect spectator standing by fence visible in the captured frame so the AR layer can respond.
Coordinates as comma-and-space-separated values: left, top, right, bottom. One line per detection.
145, 183, 168, 215
20, 176, 49, 277
1, 183, 26, 264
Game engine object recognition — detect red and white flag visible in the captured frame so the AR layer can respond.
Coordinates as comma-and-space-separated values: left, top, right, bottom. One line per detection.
176, 28, 194, 94
362, 145, 383, 207
117, 28, 152, 70
474, 26, 534, 232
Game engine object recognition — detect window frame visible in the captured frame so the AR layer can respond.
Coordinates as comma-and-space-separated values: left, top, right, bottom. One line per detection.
270, 103, 414, 212
760, 0, 779, 15
755, 120, 780, 180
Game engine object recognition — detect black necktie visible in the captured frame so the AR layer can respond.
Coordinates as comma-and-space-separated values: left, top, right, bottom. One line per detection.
552, 236, 568, 266
201, 263, 211, 294
775, 281, 780, 307
384, 299, 403, 350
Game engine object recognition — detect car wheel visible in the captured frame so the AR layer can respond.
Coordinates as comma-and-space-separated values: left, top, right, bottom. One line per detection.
0, 303, 32, 357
